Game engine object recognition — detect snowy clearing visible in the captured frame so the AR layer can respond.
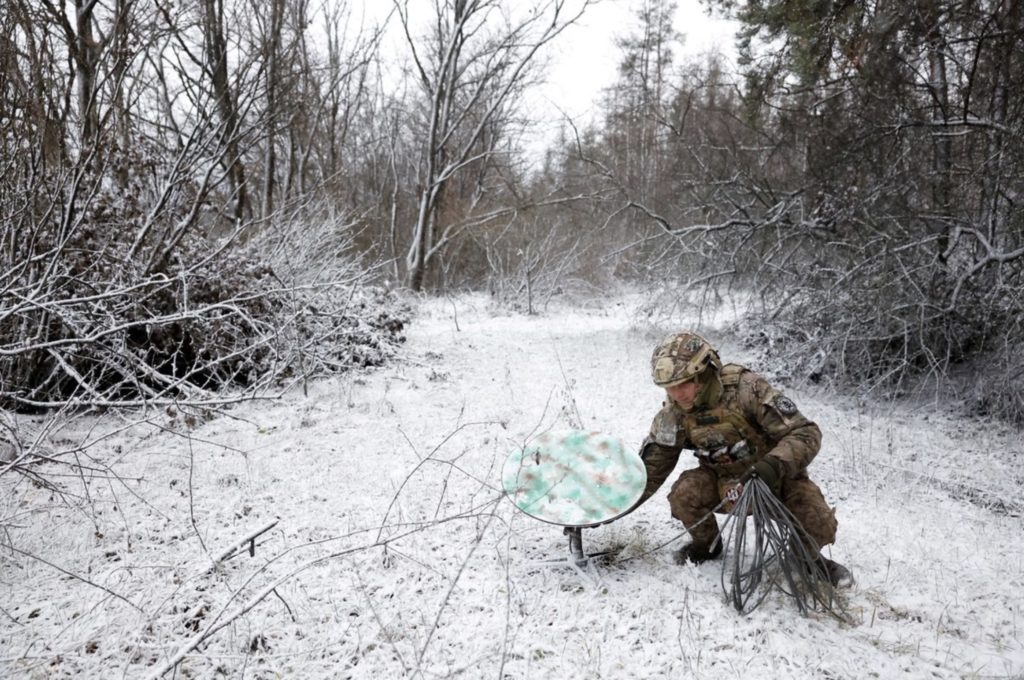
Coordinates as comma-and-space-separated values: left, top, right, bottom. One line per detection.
2, 292, 1023, 679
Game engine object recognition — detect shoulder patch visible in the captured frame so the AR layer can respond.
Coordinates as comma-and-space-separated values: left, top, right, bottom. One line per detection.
772, 394, 798, 416
650, 406, 681, 446
720, 363, 745, 387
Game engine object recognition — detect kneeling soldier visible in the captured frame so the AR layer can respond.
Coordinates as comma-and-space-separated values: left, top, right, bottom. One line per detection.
638, 332, 852, 587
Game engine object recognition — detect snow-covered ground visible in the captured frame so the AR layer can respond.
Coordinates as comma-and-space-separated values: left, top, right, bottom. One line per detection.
2, 291, 1023, 679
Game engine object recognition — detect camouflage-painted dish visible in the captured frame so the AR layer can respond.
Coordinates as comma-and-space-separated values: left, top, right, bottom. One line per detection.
502, 430, 647, 527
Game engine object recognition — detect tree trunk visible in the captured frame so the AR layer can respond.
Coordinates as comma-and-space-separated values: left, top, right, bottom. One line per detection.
261, 0, 285, 219
201, 0, 249, 221
919, 0, 953, 263
981, 0, 1020, 248
74, 0, 99, 147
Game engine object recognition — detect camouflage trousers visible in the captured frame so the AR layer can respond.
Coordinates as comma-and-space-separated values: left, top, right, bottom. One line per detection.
668, 466, 838, 554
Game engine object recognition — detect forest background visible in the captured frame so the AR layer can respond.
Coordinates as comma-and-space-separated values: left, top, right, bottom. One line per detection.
2, 0, 1022, 422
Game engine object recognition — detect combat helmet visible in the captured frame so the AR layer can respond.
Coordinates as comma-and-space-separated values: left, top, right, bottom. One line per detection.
650, 332, 721, 387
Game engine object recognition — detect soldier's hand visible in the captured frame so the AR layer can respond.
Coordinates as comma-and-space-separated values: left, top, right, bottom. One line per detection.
745, 456, 784, 495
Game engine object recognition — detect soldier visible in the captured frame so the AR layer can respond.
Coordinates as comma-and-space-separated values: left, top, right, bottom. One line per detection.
638, 331, 853, 587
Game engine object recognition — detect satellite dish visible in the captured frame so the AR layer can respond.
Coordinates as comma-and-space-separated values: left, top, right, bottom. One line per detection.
502, 430, 647, 564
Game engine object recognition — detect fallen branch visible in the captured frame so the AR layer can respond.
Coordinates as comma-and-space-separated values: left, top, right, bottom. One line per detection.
209, 519, 281, 568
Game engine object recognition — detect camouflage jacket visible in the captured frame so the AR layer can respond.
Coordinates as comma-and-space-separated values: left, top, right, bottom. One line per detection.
638, 364, 821, 502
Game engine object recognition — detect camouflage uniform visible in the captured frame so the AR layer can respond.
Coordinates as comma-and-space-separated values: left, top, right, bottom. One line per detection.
641, 339, 838, 555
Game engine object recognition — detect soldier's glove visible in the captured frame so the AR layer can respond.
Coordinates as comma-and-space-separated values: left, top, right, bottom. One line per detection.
743, 456, 784, 496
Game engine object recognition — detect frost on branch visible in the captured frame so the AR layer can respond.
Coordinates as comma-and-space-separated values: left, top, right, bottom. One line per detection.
0, 151, 408, 410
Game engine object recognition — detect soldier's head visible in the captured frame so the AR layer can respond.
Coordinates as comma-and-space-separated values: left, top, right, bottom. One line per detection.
651, 332, 722, 410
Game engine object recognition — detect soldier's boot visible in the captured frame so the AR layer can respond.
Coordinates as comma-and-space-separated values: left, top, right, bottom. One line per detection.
667, 467, 722, 566
816, 557, 854, 588
673, 539, 723, 565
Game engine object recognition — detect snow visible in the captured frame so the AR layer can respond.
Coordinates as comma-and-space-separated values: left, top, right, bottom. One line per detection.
2, 290, 1023, 679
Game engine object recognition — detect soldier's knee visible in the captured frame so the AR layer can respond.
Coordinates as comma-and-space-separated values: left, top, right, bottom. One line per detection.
668, 468, 716, 511
806, 506, 838, 548
784, 479, 838, 547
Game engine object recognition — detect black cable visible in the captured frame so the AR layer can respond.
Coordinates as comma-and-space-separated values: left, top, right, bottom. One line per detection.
719, 478, 851, 622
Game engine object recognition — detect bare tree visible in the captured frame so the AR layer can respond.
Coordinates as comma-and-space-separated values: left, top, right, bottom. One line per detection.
393, 0, 593, 291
